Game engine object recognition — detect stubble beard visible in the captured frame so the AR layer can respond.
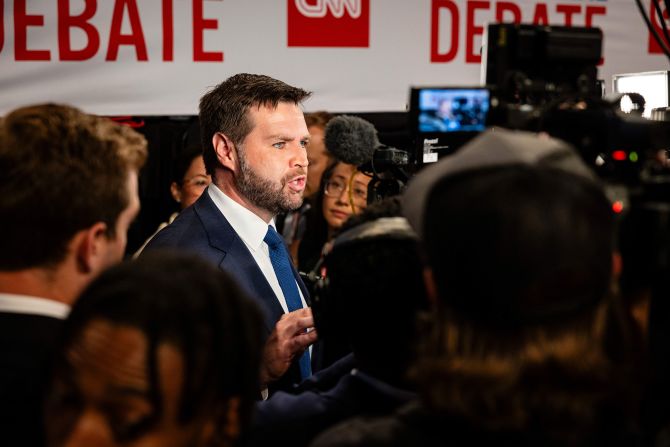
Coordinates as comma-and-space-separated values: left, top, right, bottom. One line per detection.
234, 146, 304, 216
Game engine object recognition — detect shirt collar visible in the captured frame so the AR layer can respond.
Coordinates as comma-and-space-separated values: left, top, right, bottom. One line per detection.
0, 293, 70, 320
207, 183, 275, 252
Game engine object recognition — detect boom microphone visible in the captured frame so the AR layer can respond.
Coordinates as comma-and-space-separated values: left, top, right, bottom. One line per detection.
324, 115, 380, 166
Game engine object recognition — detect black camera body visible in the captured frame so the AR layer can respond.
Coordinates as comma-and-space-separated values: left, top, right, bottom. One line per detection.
359, 145, 413, 204
407, 23, 670, 192
480, 23, 670, 186
405, 22, 670, 295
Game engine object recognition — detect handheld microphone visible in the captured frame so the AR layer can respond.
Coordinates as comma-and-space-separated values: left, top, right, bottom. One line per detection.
324, 115, 379, 166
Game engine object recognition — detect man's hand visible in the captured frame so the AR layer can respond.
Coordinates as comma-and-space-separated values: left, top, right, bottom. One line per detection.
260, 307, 318, 386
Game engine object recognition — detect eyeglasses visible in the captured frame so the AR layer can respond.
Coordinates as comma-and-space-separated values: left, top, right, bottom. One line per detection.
182, 174, 211, 189
324, 178, 368, 207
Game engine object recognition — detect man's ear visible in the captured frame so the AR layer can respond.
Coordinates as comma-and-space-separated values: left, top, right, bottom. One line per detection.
423, 267, 439, 307
75, 222, 109, 274
170, 181, 182, 204
212, 132, 237, 172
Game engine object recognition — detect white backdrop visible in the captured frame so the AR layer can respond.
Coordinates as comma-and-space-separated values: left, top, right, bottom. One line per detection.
1, 0, 669, 115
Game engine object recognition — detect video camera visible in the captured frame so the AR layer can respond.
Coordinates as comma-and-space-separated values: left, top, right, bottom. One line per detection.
409, 23, 670, 194
408, 22, 670, 319
359, 144, 413, 203
388, 22, 670, 240
483, 23, 670, 190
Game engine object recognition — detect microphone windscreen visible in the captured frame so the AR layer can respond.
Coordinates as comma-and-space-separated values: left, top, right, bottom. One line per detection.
324, 115, 379, 166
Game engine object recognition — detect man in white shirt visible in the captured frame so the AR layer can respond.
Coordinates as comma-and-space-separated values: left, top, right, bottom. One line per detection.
144, 73, 319, 393
0, 104, 147, 446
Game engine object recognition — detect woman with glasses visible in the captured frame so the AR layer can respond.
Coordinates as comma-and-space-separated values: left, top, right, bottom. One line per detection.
296, 161, 372, 275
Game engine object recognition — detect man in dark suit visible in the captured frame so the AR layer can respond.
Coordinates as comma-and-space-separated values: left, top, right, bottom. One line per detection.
144, 73, 318, 393
0, 104, 148, 446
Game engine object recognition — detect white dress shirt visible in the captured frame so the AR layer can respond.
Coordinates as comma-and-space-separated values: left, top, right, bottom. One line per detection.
208, 184, 307, 313
0, 293, 70, 320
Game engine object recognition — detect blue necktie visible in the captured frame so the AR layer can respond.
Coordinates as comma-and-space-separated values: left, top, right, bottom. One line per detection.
264, 225, 312, 380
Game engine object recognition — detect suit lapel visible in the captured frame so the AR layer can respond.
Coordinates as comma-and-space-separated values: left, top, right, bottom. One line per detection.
193, 193, 286, 332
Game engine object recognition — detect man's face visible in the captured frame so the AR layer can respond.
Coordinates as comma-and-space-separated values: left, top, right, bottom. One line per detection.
46, 320, 220, 447
305, 125, 331, 199
100, 171, 140, 269
234, 102, 310, 218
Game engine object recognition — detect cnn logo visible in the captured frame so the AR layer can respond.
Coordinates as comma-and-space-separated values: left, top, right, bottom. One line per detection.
648, 1, 670, 53
288, 0, 370, 47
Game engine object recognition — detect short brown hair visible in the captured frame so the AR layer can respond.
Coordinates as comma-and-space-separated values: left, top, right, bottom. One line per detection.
0, 103, 147, 270
199, 73, 311, 176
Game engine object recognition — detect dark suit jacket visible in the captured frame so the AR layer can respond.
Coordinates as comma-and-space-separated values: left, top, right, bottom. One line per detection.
143, 191, 311, 391
0, 312, 64, 447
249, 354, 416, 447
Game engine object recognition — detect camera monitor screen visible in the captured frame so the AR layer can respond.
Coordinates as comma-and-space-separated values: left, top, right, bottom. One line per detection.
612, 70, 670, 118
409, 87, 490, 163
413, 87, 489, 133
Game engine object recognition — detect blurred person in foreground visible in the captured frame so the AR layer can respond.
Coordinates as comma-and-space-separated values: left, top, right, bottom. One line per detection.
45, 252, 264, 447
0, 103, 147, 446
312, 129, 642, 447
